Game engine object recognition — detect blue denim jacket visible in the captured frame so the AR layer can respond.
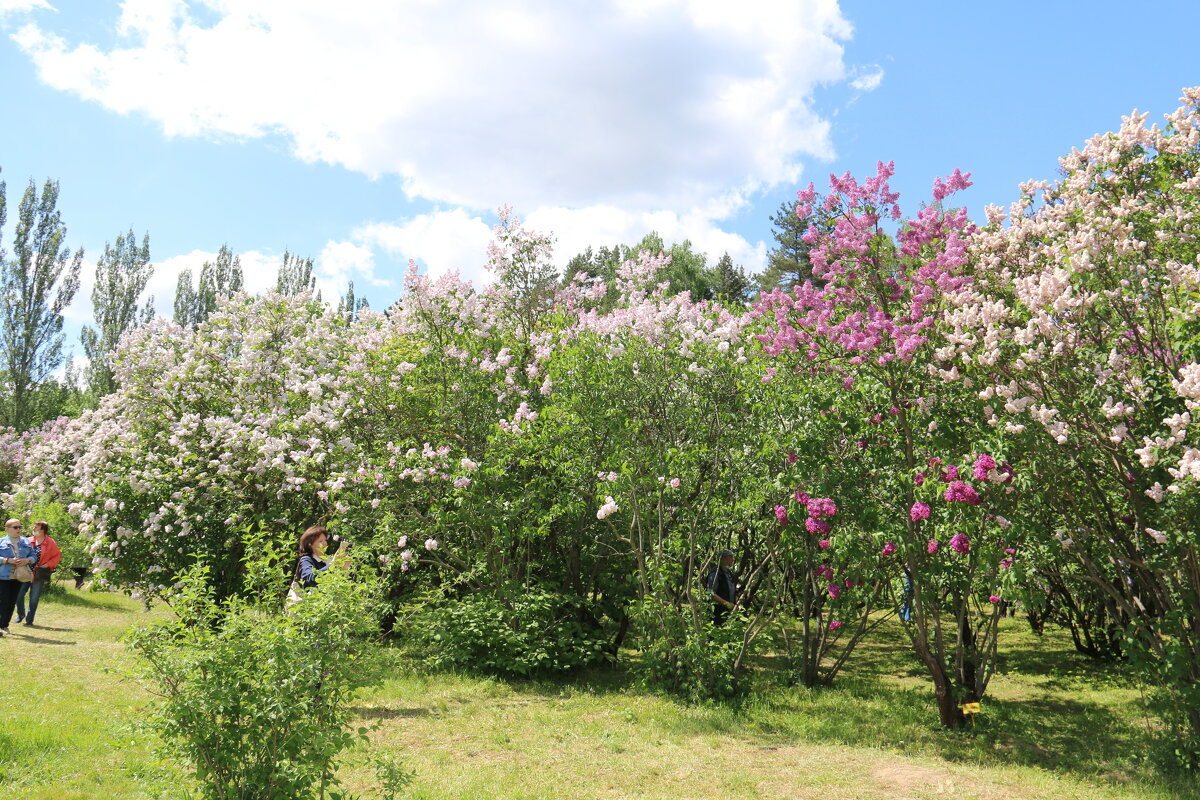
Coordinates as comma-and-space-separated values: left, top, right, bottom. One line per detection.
0, 536, 39, 580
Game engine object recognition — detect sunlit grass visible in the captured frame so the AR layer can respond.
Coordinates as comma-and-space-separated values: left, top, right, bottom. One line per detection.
1, 585, 1196, 799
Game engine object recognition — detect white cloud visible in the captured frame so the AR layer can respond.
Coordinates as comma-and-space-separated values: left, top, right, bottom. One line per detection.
13, 1, 853, 214
353, 209, 495, 286
331, 203, 767, 298
850, 66, 884, 92
139, 248, 282, 318
0, 0, 50, 17
525, 205, 766, 274
314, 240, 379, 305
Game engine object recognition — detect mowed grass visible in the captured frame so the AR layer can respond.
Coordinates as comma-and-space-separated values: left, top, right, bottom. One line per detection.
2, 585, 1198, 800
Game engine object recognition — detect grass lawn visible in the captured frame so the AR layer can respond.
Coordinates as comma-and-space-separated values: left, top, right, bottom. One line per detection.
2, 584, 1197, 799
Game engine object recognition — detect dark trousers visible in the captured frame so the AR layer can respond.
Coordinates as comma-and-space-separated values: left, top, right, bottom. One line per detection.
16, 575, 48, 623
0, 579, 20, 630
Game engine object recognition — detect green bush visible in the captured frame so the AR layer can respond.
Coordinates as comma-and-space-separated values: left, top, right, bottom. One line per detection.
634, 599, 746, 703
124, 542, 385, 800
418, 586, 609, 677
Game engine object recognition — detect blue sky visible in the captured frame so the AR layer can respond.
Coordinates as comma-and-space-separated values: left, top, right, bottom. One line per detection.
1, 0, 1198, 348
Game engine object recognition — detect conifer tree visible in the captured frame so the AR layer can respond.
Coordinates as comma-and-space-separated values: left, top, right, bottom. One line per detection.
712, 252, 752, 304
757, 199, 820, 293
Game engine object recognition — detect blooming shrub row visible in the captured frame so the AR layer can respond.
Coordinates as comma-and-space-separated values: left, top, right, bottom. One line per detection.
5, 87, 1200, 767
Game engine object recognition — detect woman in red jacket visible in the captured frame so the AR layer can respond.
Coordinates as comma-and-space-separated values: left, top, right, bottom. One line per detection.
16, 520, 61, 627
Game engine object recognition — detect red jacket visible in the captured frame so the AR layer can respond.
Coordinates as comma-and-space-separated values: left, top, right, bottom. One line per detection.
33, 535, 61, 570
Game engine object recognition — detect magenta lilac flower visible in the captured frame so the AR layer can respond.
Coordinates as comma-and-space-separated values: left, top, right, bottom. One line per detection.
944, 480, 980, 506
910, 501, 931, 521
927, 538, 939, 554
949, 533, 970, 554
827, 582, 841, 599
805, 517, 830, 534
972, 454, 996, 481
881, 541, 897, 557
806, 497, 838, 518
829, 620, 843, 631
988, 595, 1001, 604
818, 538, 831, 550
774, 505, 789, 525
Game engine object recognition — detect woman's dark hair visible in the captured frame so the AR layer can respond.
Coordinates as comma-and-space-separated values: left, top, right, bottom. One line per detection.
298, 525, 328, 557
33, 521, 49, 535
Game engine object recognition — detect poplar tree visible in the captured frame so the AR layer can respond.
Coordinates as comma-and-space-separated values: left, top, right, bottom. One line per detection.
276, 250, 316, 296
0, 177, 83, 430
81, 229, 154, 396
174, 244, 243, 328
337, 281, 368, 322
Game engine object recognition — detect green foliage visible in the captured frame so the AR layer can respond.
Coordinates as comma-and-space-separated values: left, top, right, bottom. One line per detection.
81, 228, 154, 398
276, 250, 316, 296
712, 252, 752, 305
634, 598, 745, 702
174, 244, 243, 328
123, 536, 384, 800
0, 176, 83, 430
756, 198, 823, 293
416, 586, 610, 677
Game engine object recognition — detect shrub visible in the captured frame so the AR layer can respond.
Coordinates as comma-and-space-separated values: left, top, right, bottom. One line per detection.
124, 544, 384, 800
417, 585, 609, 677
634, 598, 746, 702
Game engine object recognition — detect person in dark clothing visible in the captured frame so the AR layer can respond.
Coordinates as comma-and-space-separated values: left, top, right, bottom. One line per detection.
707, 549, 738, 626
296, 525, 331, 589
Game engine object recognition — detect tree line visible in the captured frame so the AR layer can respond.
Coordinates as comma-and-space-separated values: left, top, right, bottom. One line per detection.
0, 165, 820, 433
0, 171, 385, 430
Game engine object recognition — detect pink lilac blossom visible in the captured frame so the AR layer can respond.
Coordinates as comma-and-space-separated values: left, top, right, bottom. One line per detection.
829, 620, 843, 631
927, 538, 939, 554
949, 533, 970, 554
806, 497, 838, 518
827, 582, 841, 599
755, 162, 975, 368
910, 501, 931, 521
944, 480, 981, 505
775, 505, 789, 525
805, 517, 831, 535
988, 595, 1001, 604
596, 496, 619, 520
818, 538, 831, 549
972, 454, 996, 481
881, 541, 897, 556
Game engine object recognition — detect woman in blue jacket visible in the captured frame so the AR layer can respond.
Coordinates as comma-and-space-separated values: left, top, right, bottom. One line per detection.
0, 519, 39, 636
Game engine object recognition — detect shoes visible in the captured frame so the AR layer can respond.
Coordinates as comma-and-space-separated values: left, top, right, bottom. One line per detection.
23, 621, 33, 627
15, 617, 22, 623
0, 628, 8, 636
